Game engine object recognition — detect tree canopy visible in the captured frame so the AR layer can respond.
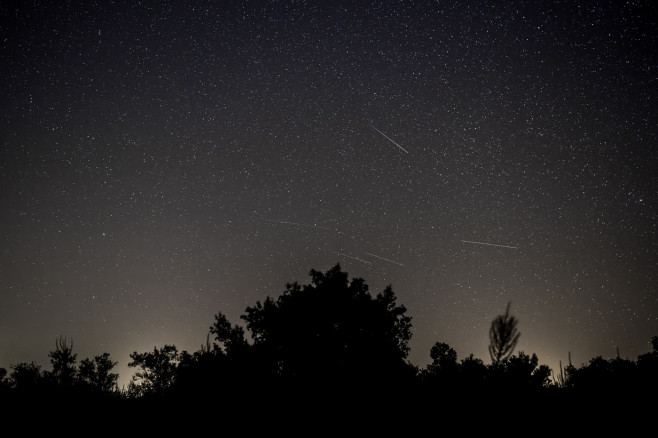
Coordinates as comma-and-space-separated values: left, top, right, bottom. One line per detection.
1, 264, 656, 430
208, 263, 416, 399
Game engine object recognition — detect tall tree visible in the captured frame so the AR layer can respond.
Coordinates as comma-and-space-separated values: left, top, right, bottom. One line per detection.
240, 263, 414, 392
48, 335, 77, 387
488, 302, 520, 364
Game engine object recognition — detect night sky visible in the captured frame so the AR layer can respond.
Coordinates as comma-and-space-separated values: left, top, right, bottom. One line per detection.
2, 1, 657, 390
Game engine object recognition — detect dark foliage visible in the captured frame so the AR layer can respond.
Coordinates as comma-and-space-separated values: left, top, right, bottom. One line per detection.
239, 264, 415, 395
78, 352, 119, 393
1, 265, 655, 431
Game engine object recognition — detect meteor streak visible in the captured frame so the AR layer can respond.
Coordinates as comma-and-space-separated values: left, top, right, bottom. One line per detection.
369, 124, 409, 153
265, 219, 334, 231
365, 252, 404, 266
461, 240, 518, 249
333, 252, 372, 265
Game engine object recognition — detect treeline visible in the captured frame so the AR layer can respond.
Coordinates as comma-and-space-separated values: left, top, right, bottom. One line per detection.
2, 264, 656, 427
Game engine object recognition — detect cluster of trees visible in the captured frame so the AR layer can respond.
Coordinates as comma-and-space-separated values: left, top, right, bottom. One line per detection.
0, 336, 120, 397
2, 264, 656, 420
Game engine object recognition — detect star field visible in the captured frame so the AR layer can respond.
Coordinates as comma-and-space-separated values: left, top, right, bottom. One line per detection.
1, 1, 657, 388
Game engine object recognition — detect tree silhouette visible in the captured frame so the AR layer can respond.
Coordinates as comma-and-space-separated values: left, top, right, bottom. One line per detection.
47, 335, 77, 387
2, 260, 654, 429
418, 341, 461, 400
78, 353, 119, 393
427, 342, 459, 374
637, 335, 658, 389
460, 353, 488, 387
173, 326, 259, 401
7, 361, 43, 392
238, 263, 415, 398
127, 345, 181, 397
209, 312, 250, 356
501, 352, 551, 390
488, 301, 520, 364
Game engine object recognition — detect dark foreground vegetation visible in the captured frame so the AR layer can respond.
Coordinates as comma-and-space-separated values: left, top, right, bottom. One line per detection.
2, 264, 656, 432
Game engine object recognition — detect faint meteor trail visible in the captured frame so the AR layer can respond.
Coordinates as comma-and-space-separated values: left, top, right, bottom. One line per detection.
369, 124, 409, 154
333, 251, 372, 265
365, 252, 404, 266
265, 219, 334, 231
461, 240, 518, 249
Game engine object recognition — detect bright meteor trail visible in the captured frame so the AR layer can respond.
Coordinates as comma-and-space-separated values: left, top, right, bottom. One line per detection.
333, 252, 373, 265
365, 252, 405, 266
369, 124, 409, 154
461, 240, 518, 249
